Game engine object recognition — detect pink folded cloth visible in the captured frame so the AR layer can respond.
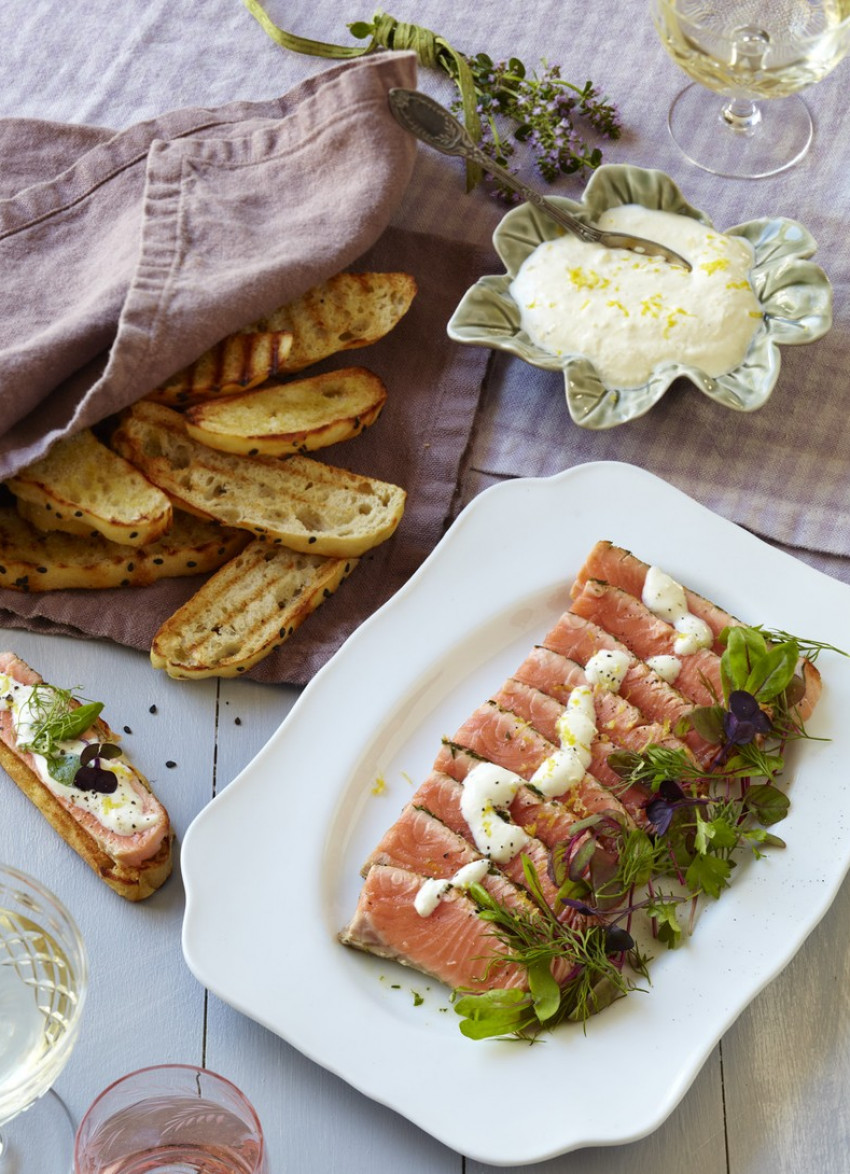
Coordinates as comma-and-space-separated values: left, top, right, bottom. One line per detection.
0, 51, 418, 475
0, 52, 494, 684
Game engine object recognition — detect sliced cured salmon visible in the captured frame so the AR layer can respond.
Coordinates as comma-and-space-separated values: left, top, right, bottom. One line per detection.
341, 863, 529, 991
570, 580, 722, 707
341, 542, 825, 1027
543, 612, 717, 767
572, 540, 821, 722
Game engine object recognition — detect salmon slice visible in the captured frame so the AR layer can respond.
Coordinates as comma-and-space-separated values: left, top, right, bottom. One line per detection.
0, 652, 169, 868
571, 541, 821, 722
569, 580, 722, 708
409, 770, 582, 923
427, 752, 609, 854
542, 613, 717, 768
364, 804, 532, 913
341, 863, 529, 991
449, 700, 554, 778
571, 541, 735, 652
364, 804, 578, 983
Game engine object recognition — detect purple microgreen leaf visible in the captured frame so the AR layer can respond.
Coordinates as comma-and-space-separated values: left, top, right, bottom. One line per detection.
605, 925, 634, 954
74, 765, 118, 794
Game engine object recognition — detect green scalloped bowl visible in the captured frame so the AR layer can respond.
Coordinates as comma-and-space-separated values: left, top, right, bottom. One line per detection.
447, 164, 833, 429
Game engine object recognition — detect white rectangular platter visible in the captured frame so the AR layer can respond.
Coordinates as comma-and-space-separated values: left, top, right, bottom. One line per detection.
181, 461, 850, 1165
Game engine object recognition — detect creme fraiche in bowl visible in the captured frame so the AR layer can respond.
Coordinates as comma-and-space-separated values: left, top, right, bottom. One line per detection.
447, 164, 832, 429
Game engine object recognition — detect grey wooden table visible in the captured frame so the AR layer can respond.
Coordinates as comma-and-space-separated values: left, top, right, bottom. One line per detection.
3, 1, 850, 1170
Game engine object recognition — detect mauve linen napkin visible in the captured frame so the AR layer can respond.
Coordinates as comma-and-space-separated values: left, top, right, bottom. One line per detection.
0, 52, 495, 684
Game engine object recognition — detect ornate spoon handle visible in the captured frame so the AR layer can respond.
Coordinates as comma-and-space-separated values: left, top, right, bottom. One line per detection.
388, 88, 691, 270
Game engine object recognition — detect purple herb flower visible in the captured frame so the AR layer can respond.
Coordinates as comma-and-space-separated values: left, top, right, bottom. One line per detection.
644, 778, 709, 837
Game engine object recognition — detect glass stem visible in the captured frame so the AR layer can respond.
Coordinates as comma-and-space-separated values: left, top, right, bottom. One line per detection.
721, 96, 762, 133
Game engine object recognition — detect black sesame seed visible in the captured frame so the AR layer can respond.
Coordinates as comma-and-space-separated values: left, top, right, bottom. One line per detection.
36, 566, 47, 574
153, 558, 164, 566
234, 717, 242, 725
149, 704, 157, 714
123, 725, 132, 734
308, 536, 317, 544
165, 760, 177, 768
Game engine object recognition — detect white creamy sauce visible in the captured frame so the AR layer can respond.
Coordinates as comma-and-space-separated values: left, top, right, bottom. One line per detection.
585, 649, 631, 692
459, 762, 530, 863
530, 685, 596, 798
641, 566, 713, 656
0, 675, 158, 837
414, 859, 490, 918
645, 654, 682, 684
509, 205, 761, 388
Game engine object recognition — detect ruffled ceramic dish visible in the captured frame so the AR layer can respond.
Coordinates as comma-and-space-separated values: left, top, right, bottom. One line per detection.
447, 164, 832, 429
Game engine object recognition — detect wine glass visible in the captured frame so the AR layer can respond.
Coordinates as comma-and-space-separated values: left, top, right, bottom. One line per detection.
74, 1064, 268, 1174
0, 863, 88, 1172
650, 0, 850, 177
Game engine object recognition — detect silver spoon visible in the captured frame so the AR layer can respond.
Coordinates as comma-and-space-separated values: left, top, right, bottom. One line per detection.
388, 88, 692, 271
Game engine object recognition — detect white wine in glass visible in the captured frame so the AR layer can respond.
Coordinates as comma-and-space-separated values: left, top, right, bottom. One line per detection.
650, 0, 850, 177
0, 864, 88, 1172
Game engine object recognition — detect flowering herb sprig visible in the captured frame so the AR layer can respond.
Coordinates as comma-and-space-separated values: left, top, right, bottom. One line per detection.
460, 54, 621, 200
242, 1, 621, 196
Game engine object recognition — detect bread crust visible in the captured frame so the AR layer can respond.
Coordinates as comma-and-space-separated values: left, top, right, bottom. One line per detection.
0, 714, 172, 900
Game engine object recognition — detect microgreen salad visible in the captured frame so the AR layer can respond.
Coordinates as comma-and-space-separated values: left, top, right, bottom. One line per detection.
454, 626, 838, 1041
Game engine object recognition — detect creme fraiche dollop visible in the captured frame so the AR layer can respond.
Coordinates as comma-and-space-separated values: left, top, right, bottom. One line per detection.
509, 204, 762, 388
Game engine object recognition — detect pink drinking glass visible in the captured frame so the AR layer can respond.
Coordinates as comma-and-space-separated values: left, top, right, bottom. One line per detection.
74, 1063, 268, 1174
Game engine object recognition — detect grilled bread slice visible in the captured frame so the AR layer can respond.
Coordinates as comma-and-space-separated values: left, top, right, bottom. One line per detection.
0, 507, 249, 591
183, 367, 388, 456
110, 402, 406, 558
146, 330, 293, 407
151, 541, 357, 678
0, 651, 172, 900
248, 272, 417, 373
6, 429, 173, 546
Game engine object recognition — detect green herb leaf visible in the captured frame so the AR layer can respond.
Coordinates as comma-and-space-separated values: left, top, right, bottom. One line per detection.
527, 958, 561, 1022
686, 853, 733, 900
743, 783, 791, 826
689, 705, 725, 744
647, 900, 684, 948
45, 753, 82, 787
45, 701, 103, 743
744, 641, 799, 701
454, 990, 533, 1039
